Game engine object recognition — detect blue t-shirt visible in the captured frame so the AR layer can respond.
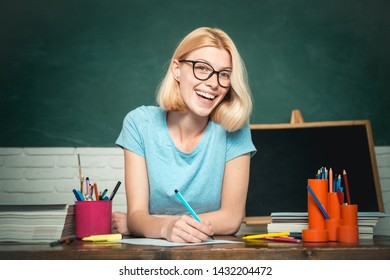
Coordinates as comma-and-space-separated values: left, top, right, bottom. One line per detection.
116, 106, 256, 215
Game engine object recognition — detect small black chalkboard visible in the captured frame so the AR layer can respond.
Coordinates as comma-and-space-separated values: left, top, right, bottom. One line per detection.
246, 120, 383, 217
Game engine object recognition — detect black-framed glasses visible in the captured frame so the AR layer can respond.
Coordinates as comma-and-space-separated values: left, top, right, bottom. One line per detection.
179, 60, 231, 88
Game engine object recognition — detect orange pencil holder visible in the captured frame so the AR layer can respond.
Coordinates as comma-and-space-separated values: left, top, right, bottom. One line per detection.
338, 204, 359, 243
302, 179, 328, 242
326, 192, 341, 241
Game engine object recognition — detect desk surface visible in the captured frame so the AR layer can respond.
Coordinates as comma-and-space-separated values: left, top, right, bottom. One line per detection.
1, 235, 390, 260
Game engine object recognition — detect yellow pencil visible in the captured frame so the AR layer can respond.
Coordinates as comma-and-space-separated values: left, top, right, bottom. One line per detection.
77, 154, 84, 195
242, 232, 290, 240
82, 233, 122, 242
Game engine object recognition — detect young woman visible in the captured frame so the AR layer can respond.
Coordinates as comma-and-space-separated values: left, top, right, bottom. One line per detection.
113, 27, 256, 243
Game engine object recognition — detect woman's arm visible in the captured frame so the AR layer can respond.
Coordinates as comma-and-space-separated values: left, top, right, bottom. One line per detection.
123, 149, 214, 243
112, 150, 250, 241
198, 153, 251, 235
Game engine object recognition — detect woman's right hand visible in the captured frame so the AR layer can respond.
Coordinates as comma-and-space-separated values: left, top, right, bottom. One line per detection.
162, 215, 214, 243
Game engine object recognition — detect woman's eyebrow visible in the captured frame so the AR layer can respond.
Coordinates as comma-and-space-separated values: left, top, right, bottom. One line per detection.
192, 58, 232, 71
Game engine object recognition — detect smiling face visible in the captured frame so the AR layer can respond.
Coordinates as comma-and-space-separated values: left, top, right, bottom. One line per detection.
172, 47, 232, 118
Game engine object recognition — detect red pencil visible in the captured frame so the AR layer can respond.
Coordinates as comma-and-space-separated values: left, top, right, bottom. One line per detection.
263, 237, 301, 243
343, 169, 351, 204
337, 190, 344, 205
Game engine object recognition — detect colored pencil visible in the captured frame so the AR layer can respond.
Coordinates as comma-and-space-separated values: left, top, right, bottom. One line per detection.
263, 237, 301, 243
242, 232, 290, 240
307, 185, 330, 219
329, 168, 333, 193
343, 169, 351, 205
77, 154, 84, 195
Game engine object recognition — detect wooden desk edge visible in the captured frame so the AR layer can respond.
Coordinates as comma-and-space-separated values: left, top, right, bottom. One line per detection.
1, 235, 390, 260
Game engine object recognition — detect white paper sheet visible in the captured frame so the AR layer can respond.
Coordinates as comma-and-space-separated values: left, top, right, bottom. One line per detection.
119, 238, 243, 247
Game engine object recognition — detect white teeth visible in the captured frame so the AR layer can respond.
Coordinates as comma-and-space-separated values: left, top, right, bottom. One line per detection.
195, 91, 215, 100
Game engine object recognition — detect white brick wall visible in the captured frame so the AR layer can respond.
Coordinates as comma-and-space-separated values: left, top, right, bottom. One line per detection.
374, 147, 390, 235
0, 147, 127, 212
0, 146, 390, 236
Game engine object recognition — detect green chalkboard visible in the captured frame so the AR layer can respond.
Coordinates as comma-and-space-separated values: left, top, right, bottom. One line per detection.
246, 120, 384, 216
1, 0, 390, 146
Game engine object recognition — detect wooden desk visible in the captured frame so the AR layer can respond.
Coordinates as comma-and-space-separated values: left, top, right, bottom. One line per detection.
1, 235, 390, 260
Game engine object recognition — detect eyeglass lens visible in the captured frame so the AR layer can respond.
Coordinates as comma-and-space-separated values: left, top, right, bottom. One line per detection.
193, 61, 231, 88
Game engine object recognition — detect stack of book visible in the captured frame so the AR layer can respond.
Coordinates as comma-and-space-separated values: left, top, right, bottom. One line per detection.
239, 216, 272, 236
268, 212, 386, 239
0, 204, 75, 243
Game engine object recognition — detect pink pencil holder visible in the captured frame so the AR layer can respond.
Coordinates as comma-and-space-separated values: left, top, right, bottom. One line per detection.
75, 200, 112, 239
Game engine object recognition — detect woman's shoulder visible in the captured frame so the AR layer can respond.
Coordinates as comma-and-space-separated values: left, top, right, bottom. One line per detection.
124, 105, 164, 123
209, 120, 250, 136
126, 105, 162, 115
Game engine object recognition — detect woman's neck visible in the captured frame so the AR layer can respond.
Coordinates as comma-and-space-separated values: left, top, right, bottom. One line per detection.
166, 111, 209, 153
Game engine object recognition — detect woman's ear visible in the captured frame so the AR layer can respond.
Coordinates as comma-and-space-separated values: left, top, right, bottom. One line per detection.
172, 59, 180, 81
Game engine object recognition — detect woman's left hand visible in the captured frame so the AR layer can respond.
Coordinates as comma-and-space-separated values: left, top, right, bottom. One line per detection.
111, 211, 131, 235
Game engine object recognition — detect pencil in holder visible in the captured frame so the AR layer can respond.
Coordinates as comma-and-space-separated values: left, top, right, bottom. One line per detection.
302, 179, 328, 242
337, 204, 359, 243
326, 192, 341, 241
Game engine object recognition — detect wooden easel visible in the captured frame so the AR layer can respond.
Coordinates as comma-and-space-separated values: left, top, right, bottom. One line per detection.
290, 109, 304, 124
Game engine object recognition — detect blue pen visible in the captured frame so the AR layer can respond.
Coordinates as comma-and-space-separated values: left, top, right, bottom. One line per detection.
72, 189, 82, 201
307, 185, 330, 220
174, 189, 201, 222
174, 189, 215, 240
73, 189, 84, 201
75, 189, 85, 201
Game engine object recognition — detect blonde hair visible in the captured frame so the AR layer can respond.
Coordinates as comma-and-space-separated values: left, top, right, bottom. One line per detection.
156, 27, 252, 132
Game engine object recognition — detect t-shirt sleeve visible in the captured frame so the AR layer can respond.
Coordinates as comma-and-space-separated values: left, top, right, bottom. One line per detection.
115, 107, 145, 157
226, 123, 257, 162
